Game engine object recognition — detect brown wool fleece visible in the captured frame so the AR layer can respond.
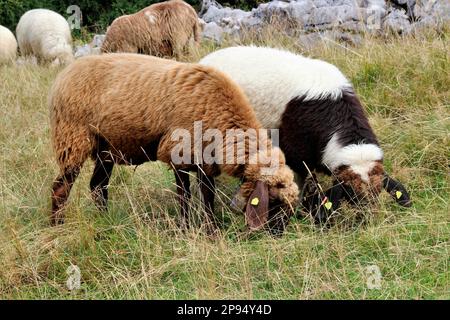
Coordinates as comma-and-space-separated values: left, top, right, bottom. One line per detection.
101, 0, 201, 57
335, 161, 385, 199
49, 53, 299, 207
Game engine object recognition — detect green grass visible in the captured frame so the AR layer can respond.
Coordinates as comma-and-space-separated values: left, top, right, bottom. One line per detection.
0, 29, 449, 299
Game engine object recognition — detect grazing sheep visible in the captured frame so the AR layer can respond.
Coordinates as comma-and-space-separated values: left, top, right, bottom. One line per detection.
16, 9, 73, 65
49, 53, 299, 235
0, 25, 17, 64
200, 46, 411, 223
101, 0, 201, 57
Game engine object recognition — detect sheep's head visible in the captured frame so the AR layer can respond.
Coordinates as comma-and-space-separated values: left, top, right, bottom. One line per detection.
305, 160, 411, 224
43, 37, 74, 66
232, 148, 299, 236
334, 161, 385, 204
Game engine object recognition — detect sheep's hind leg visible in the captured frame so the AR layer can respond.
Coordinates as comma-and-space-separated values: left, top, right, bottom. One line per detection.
175, 169, 191, 229
90, 155, 114, 211
51, 167, 80, 226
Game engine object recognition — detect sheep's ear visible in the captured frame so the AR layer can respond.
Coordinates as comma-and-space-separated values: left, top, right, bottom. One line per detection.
383, 175, 412, 207
310, 181, 346, 225
245, 180, 270, 230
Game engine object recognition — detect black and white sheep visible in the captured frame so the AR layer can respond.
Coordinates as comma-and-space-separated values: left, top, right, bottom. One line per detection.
200, 46, 411, 223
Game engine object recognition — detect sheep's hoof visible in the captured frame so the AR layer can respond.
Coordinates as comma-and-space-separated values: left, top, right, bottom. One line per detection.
267, 227, 285, 238
178, 218, 190, 232
91, 191, 108, 211
93, 200, 108, 212
50, 214, 65, 226
204, 223, 221, 240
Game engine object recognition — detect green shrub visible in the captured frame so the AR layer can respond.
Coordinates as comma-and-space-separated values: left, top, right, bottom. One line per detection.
0, 0, 258, 34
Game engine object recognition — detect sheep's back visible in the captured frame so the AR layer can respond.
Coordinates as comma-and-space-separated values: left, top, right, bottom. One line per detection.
200, 46, 352, 128
103, 0, 199, 55
0, 25, 17, 62
50, 53, 262, 166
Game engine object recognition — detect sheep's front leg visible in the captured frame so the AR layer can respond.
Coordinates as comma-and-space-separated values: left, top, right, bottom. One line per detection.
175, 169, 191, 229
90, 157, 114, 211
51, 167, 80, 225
197, 168, 217, 235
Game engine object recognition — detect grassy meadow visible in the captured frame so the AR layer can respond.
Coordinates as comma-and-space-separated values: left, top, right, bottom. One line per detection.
0, 28, 449, 299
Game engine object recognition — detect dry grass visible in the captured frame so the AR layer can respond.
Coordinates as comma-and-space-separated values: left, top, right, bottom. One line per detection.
0, 27, 448, 299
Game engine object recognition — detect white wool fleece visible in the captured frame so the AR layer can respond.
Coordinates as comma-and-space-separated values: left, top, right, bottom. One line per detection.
322, 133, 383, 182
16, 9, 73, 64
200, 46, 352, 128
0, 25, 17, 63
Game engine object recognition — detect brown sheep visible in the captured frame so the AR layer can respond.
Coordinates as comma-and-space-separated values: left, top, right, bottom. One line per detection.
49, 53, 299, 236
101, 0, 201, 57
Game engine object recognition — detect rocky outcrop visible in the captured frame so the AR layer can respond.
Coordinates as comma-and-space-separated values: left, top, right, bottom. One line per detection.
200, 0, 449, 44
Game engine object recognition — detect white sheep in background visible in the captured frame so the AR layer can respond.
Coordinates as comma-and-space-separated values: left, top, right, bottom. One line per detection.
16, 9, 73, 65
0, 25, 17, 64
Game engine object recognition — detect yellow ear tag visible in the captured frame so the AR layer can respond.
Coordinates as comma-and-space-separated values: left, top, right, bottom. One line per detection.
396, 191, 402, 199
250, 197, 260, 206
324, 201, 333, 210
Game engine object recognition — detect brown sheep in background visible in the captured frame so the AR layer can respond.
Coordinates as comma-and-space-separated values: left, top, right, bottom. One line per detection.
49, 53, 299, 236
101, 0, 201, 57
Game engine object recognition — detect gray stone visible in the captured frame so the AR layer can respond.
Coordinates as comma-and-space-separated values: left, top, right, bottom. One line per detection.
201, 6, 227, 23
253, 1, 290, 20
90, 34, 105, 48
199, 0, 223, 16
202, 6, 251, 26
202, 22, 224, 42
414, 0, 450, 22
74, 34, 104, 59
252, 0, 315, 27
240, 15, 264, 28
289, 0, 316, 25
74, 44, 92, 58
307, 5, 363, 27
364, 0, 387, 14
383, 8, 412, 33
311, 0, 333, 7
363, 0, 386, 30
